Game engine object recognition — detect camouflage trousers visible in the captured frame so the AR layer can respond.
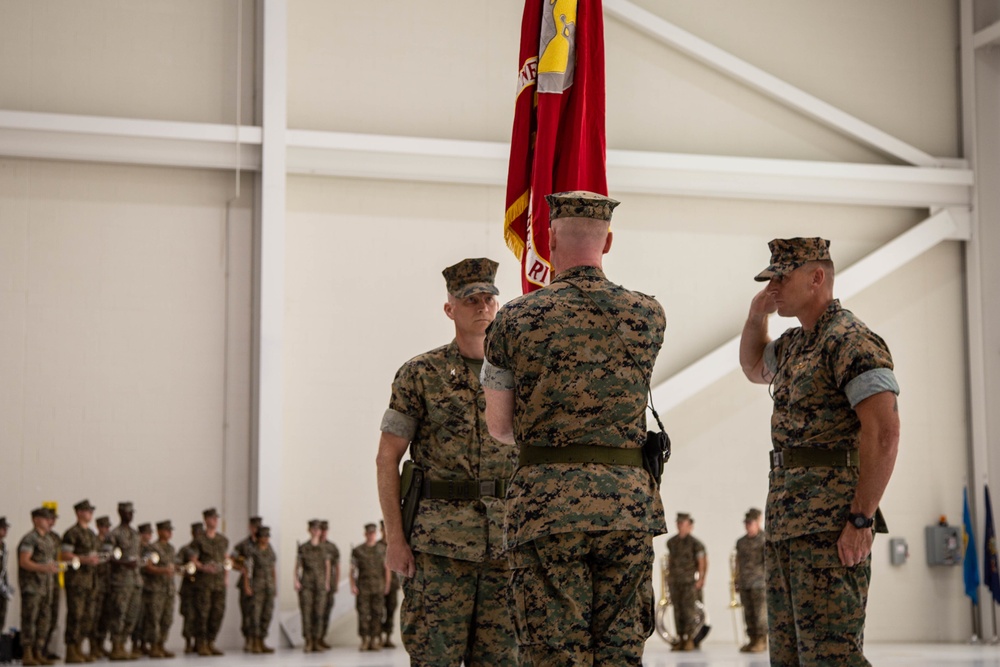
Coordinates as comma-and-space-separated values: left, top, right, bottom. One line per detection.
766, 531, 871, 666
179, 586, 199, 640
740, 587, 767, 641
356, 587, 384, 639
194, 584, 226, 641
141, 589, 174, 645
508, 530, 654, 667
322, 585, 335, 637
45, 579, 60, 648
0, 595, 6, 633
64, 584, 96, 645
298, 582, 326, 641
383, 586, 399, 635
108, 584, 142, 643
239, 586, 252, 638
91, 580, 112, 648
20, 590, 52, 648
402, 552, 515, 667
248, 586, 274, 638
667, 578, 699, 639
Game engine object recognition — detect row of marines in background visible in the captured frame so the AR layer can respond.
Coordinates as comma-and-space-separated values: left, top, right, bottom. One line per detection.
0, 503, 393, 664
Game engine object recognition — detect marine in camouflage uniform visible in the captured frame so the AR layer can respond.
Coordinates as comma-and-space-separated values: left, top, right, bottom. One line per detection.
377, 522, 400, 649
89, 516, 113, 659
107, 501, 143, 661
134, 523, 155, 655
666, 513, 707, 652
318, 520, 340, 650
0, 517, 10, 634
41, 505, 61, 662
735, 508, 767, 653
232, 516, 261, 651
61, 500, 102, 663
376, 257, 518, 666
740, 237, 900, 666
143, 521, 178, 659
295, 520, 330, 652
192, 507, 228, 656
177, 522, 203, 654
246, 526, 276, 654
482, 192, 667, 666
17, 508, 59, 667
350, 525, 388, 652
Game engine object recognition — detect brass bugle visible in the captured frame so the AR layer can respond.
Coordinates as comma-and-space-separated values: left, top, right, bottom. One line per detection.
222, 557, 234, 571
141, 551, 160, 566
181, 561, 196, 576
58, 556, 81, 573
97, 547, 124, 563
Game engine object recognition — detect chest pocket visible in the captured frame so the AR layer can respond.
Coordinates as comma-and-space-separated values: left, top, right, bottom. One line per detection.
426, 396, 473, 440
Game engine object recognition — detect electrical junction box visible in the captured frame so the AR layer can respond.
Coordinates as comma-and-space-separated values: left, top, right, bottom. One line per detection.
925, 524, 962, 566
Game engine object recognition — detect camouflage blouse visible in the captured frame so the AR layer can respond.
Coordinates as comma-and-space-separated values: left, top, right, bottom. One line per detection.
18, 529, 56, 595
735, 532, 765, 590
108, 525, 142, 588
666, 534, 705, 583
351, 543, 386, 592
483, 265, 667, 548
382, 340, 517, 562
763, 300, 899, 540
61, 523, 99, 589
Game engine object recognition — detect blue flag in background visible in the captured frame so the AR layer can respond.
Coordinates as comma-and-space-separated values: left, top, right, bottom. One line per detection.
965, 486, 980, 605
984, 485, 1000, 605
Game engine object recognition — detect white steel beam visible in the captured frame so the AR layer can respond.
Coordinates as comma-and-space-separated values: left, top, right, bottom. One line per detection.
974, 19, 1000, 49
604, 0, 941, 167
0, 109, 261, 170
286, 129, 971, 208
651, 208, 967, 413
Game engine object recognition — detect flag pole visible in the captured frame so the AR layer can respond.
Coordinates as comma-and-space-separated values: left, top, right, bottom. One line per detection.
971, 600, 981, 643
992, 598, 999, 643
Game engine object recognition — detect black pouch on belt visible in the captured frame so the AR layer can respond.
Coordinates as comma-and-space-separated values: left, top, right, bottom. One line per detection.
400, 460, 425, 544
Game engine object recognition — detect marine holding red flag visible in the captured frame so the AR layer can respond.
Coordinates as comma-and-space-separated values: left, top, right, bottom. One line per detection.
504, 0, 609, 293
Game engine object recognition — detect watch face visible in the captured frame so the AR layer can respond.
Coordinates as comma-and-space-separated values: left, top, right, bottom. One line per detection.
853, 516, 867, 528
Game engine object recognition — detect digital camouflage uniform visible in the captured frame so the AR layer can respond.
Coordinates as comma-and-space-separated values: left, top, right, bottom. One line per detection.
107, 523, 142, 647
763, 299, 898, 666
18, 528, 56, 654
0, 534, 10, 633
351, 543, 386, 643
145, 540, 176, 649
297, 540, 328, 645
735, 530, 767, 647
44, 529, 60, 656
382, 308, 518, 665
90, 527, 114, 655
383, 567, 400, 640
483, 253, 667, 664
666, 533, 705, 642
233, 534, 255, 643
192, 531, 229, 645
134, 538, 156, 649
177, 540, 199, 646
61, 522, 99, 649
248, 539, 276, 642
321, 538, 339, 641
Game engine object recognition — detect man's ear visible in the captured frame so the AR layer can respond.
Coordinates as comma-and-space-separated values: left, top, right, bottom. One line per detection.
443, 300, 455, 321
603, 230, 613, 255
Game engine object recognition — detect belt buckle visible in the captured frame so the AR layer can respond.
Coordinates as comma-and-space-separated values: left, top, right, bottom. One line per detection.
479, 480, 496, 498
771, 451, 784, 468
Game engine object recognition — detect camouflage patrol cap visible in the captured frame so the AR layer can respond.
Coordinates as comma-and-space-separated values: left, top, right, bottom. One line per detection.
0, 517, 7, 529
249, 516, 263, 526
118, 501, 134, 513
754, 237, 832, 282
745, 508, 762, 522
202, 507, 218, 518
308, 519, 322, 530
191, 522, 204, 532
156, 520, 173, 531
31, 507, 48, 519
676, 512, 693, 523
545, 190, 620, 223
96, 516, 111, 528
74, 499, 95, 512
443, 258, 500, 299
257, 526, 271, 538
42, 501, 58, 518
319, 520, 329, 530
364, 523, 377, 532
138, 523, 153, 535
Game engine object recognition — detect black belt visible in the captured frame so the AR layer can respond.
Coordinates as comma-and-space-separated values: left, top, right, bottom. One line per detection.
422, 478, 507, 500
770, 448, 859, 469
519, 444, 643, 468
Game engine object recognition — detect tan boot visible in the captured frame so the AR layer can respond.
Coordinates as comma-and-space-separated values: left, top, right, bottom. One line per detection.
149, 643, 166, 659
259, 637, 274, 654
682, 636, 696, 651
208, 641, 224, 656
316, 637, 330, 650
21, 646, 41, 667
249, 637, 262, 654
382, 632, 395, 648
196, 640, 213, 657
109, 641, 129, 662
671, 635, 686, 651
749, 636, 768, 652
65, 643, 85, 664
359, 637, 369, 651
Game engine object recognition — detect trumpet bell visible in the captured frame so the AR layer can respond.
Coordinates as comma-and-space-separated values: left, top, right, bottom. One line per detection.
58, 556, 82, 573
182, 561, 196, 576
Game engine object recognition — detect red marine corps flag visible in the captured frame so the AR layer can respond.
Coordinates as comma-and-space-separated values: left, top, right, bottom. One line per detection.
504, 0, 609, 293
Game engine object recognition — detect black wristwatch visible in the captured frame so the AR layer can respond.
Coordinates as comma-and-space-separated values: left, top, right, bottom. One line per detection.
847, 512, 874, 529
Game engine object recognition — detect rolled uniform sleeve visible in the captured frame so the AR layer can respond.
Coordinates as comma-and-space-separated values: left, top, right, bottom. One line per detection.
480, 358, 514, 391
844, 368, 899, 408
